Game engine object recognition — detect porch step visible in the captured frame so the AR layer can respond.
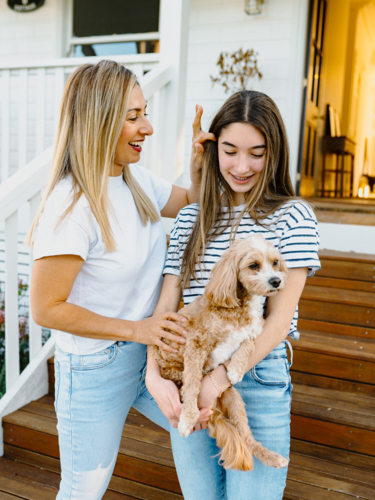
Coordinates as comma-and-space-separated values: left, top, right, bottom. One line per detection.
2, 389, 375, 500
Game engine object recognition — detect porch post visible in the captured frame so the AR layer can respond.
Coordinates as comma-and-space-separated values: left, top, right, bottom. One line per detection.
158, 0, 190, 182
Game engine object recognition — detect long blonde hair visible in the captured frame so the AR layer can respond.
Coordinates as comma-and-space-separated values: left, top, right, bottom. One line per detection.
181, 90, 297, 288
26, 60, 158, 252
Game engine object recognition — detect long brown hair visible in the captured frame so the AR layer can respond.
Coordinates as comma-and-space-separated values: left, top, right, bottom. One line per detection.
181, 90, 297, 288
26, 60, 158, 252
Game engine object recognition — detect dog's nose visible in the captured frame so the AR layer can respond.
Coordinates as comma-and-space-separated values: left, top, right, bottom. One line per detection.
269, 277, 281, 288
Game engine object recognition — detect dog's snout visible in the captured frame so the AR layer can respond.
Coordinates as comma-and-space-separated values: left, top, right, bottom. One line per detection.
269, 277, 281, 289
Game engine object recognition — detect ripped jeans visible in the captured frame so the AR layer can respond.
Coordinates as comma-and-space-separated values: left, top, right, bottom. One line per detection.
54, 341, 169, 500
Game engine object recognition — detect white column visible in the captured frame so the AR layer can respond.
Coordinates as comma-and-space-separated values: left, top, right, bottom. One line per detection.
158, 0, 191, 183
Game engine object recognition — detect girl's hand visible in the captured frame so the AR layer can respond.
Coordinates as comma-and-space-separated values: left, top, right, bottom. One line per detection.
190, 105, 216, 185
146, 371, 212, 430
132, 312, 188, 353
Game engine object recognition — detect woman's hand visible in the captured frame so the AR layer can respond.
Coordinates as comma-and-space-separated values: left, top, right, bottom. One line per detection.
190, 105, 216, 185
132, 312, 188, 353
146, 369, 212, 430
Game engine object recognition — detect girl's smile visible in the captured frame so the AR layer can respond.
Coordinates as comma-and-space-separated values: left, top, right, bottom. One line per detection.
218, 122, 266, 205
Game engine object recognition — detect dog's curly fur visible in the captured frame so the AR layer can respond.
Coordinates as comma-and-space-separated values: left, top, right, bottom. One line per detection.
151, 234, 289, 471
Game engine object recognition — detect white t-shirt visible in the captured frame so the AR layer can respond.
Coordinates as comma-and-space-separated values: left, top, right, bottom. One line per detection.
33, 165, 172, 355
164, 201, 321, 341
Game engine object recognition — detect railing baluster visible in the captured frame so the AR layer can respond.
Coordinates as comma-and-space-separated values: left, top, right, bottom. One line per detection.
36, 68, 46, 156
28, 191, 42, 361
18, 69, 28, 170
5, 211, 20, 391
130, 64, 144, 79
1, 69, 10, 183
54, 67, 65, 131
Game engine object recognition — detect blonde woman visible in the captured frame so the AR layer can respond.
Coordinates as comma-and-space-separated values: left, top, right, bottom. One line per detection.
27, 61, 212, 500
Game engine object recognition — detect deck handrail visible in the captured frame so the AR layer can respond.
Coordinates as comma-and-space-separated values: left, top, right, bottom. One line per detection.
0, 53, 159, 71
0, 61, 174, 398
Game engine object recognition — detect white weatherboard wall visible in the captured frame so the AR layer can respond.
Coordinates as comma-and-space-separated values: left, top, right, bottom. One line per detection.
0, 0, 63, 61
181, 0, 309, 187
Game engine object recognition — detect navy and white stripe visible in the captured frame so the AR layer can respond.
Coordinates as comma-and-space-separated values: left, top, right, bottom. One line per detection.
164, 201, 321, 340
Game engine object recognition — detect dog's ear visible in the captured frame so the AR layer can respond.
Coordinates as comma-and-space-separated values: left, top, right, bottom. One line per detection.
205, 249, 239, 308
279, 255, 288, 275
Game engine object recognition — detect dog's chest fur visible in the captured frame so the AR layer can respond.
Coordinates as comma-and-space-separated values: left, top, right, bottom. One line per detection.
207, 295, 264, 370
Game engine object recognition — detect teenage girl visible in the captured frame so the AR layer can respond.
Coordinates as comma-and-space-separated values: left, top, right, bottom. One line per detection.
147, 90, 321, 500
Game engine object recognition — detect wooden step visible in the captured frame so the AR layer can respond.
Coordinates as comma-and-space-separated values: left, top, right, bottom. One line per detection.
291, 384, 375, 456
317, 251, 375, 282
309, 275, 375, 293
297, 319, 375, 340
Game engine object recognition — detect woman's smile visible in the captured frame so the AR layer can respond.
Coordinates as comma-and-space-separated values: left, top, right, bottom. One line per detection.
128, 140, 145, 153
218, 122, 266, 205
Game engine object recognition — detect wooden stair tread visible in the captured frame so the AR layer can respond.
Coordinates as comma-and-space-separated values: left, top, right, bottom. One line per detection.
293, 330, 375, 361
293, 383, 375, 409
309, 275, 375, 293
318, 250, 375, 263
297, 319, 375, 339
0, 457, 170, 499
302, 284, 375, 307
291, 384, 375, 430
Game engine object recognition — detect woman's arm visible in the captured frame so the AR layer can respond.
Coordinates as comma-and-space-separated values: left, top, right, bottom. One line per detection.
197, 268, 308, 409
146, 274, 212, 428
160, 106, 216, 218
31, 255, 188, 352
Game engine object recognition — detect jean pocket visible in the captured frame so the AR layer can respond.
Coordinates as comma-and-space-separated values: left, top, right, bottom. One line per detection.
54, 360, 60, 410
251, 356, 290, 387
71, 344, 118, 371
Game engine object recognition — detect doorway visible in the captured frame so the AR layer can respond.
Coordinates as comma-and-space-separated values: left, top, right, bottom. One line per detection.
297, 0, 375, 204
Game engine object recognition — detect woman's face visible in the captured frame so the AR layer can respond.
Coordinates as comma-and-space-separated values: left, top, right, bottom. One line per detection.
112, 85, 153, 175
218, 122, 266, 205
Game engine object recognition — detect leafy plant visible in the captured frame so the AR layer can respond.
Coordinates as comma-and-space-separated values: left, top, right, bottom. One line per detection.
0, 280, 50, 398
210, 48, 262, 94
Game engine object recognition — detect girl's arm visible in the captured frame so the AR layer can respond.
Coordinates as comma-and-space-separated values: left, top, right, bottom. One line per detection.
146, 274, 212, 428
160, 106, 215, 218
31, 255, 188, 351
197, 268, 308, 409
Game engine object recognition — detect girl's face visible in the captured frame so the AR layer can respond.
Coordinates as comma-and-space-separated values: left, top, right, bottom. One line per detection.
112, 85, 153, 176
218, 122, 266, 205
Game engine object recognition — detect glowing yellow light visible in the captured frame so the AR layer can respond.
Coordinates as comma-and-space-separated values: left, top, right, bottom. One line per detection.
359, 187, 363, 197
364, 185, 370, 198
314, 74, 319, 79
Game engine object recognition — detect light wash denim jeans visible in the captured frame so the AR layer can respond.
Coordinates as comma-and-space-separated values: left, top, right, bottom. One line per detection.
170, 341, 293, 500
54, 341, 169, 500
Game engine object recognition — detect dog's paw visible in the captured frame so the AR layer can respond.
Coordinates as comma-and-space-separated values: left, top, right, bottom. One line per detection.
227, 367, 243, 386
178, 415, 194, 438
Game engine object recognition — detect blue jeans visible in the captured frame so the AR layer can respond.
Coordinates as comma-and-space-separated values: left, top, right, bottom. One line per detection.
170, 341, 293, 500
54, 341, 169, 500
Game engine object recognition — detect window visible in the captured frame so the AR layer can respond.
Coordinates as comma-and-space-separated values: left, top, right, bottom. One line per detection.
70, 0, 160, 57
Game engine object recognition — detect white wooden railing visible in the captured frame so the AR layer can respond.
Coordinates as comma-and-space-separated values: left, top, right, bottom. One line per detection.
0, 53, 159, 184
0, 61, 175, 399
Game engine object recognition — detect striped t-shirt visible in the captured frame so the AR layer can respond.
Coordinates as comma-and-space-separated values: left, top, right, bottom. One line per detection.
164, 200, 320, 341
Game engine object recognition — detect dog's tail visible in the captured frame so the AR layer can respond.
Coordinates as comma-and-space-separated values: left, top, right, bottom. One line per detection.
208, 405, 254, 472
250, 441, 289, 469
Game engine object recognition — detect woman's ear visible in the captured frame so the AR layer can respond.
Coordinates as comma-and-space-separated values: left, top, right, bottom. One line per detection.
205, 250, 239, 308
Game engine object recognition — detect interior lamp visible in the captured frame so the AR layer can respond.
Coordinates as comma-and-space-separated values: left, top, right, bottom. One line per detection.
245, 0, 264, 15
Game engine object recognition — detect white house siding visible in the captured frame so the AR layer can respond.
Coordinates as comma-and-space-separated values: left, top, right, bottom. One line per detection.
0, 0, 63, 62
181, 0, 309, 187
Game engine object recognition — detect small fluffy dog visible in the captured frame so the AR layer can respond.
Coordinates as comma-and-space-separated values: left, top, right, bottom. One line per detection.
151, 234, 289, 471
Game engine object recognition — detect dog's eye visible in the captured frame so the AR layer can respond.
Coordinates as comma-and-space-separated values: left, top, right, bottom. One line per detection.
273, 260, 278, 267
249, 263, 260, 270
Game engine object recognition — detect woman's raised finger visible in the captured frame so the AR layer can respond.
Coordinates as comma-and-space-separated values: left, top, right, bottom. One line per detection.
192, 104, 203, 138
